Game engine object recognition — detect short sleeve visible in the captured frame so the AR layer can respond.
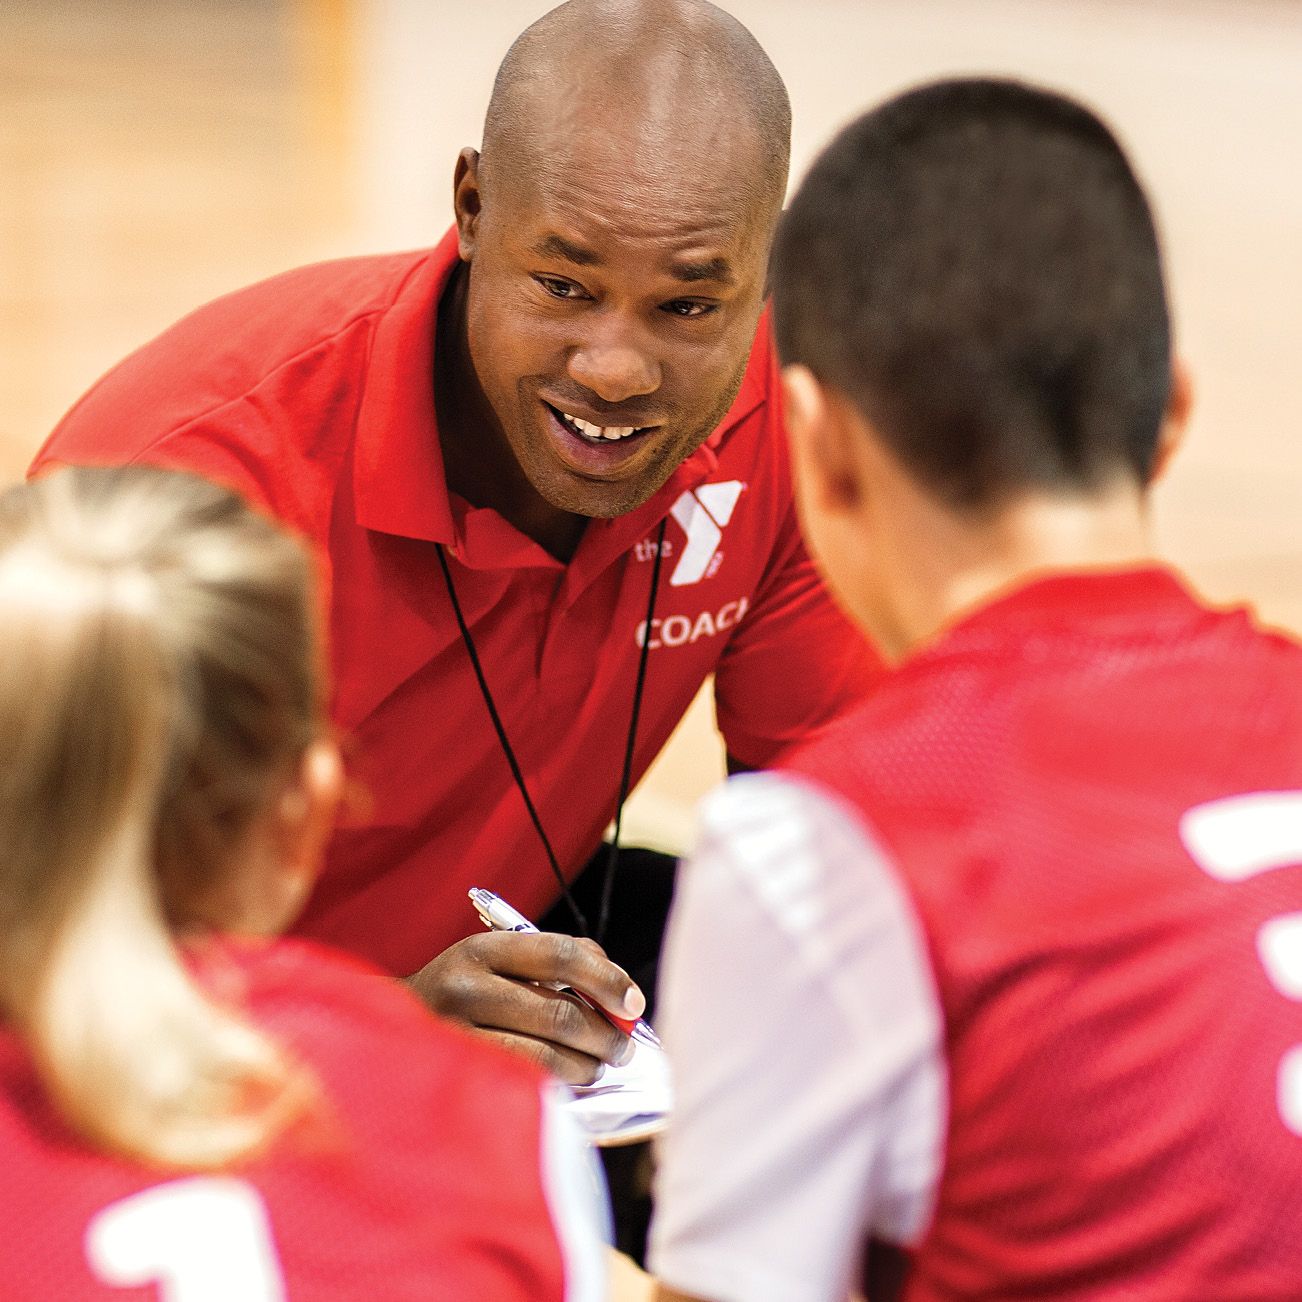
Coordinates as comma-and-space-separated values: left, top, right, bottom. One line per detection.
713, 511, 883, 768
34, 411, 307, 534
649, 773, 946, 1302
538, 1084, 612, 1302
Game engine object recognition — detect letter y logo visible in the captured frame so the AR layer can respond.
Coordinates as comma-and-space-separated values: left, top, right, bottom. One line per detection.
667, 481, 744, 586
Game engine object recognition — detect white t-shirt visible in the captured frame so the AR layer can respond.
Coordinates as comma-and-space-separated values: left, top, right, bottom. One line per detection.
648, 772, 947, 1302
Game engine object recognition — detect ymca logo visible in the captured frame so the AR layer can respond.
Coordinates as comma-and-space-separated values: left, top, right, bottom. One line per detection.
652, 481, 744, 586
631, 480, 749, 651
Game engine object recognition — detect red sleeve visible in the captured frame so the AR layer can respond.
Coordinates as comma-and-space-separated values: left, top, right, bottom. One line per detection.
35, 411, 277, 518
24, 258, 401, 545
28, 335, 364, 542
32, 406, 339, 616
713, 503, 884, 769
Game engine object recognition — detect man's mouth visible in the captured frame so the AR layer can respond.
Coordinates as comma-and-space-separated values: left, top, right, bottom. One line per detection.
544, 402, 656, 444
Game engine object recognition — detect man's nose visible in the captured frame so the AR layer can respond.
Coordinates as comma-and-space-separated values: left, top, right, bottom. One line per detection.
567, 319, 662, 403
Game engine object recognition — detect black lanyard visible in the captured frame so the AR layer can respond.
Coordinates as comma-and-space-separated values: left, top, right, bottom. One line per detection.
435, 517, 668, 942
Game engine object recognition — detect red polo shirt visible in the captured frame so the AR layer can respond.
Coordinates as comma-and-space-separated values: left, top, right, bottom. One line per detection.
32, 228, 879, 975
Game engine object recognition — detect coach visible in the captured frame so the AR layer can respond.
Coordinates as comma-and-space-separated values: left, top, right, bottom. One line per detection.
31, 0, 876, 1082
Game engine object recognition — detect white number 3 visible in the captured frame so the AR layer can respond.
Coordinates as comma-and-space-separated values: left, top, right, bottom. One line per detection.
86, 1177, 286, 1301
1181, 791, 1302, 1136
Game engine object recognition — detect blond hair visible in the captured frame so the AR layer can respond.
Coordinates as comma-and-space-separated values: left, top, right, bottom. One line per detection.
0, 465, 324, 1168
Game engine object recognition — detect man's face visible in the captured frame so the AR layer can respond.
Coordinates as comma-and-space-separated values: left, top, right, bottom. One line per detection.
455, 128, 776, 519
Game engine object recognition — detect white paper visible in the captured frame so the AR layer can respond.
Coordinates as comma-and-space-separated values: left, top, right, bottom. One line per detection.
566, 1033, 673, 1145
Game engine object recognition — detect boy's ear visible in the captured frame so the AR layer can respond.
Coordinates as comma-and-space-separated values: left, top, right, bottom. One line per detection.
781, 365, 862, 513
1150, 358, 1194, 484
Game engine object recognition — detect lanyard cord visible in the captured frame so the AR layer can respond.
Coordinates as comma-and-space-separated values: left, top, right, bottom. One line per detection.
435, 516, 667, 943
599, 516, 667, 941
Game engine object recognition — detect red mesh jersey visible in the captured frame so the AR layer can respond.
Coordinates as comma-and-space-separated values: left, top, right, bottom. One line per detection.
0, 937, 587, 1299
786, 568, 1302, 1299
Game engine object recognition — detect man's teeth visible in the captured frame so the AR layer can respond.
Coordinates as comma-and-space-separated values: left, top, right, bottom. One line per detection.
558, 409, 640, 441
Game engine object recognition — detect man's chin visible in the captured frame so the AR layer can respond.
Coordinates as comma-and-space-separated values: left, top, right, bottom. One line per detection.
536, 473, 664, 521
524, 437, 684, 521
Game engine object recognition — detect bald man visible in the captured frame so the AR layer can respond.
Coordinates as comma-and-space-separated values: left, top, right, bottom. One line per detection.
32, 1, 875, 1091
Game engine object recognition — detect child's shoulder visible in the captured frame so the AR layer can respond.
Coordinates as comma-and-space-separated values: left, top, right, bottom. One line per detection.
195, 935, 546, 1099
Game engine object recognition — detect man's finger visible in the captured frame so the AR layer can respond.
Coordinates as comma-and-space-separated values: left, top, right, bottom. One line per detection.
474, 930, 646, 1022
479, 976, 635, 1067
431, 942, 634, 1066
477, 1027, 607, 1087
409, 933, 642, 1066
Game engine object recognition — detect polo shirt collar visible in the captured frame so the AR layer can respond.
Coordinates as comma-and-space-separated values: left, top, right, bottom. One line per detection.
353, 226, 771, 548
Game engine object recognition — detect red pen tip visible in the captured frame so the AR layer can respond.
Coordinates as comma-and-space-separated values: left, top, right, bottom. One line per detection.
606, 1012, 638, 1036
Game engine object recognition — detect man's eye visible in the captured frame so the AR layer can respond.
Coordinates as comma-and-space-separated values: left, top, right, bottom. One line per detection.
535, 276, 588, 300
662, 300, 717, 319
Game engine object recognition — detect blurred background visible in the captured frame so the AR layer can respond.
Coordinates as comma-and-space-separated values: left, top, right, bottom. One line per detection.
4, 0, 1301, 847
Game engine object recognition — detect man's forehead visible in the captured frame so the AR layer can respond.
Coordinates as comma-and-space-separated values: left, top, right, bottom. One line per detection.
504, 168, 766, 265
492, 80, 770, 201
478, 2, 790, 256
490, 130, 773, 264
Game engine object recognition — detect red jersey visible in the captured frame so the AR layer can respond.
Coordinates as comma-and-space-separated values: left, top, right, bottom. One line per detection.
31, 229, 878, 974
786, 568, 1302, 1298
0, 938, 604, 1300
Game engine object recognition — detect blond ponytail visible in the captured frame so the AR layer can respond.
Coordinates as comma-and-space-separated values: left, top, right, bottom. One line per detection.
0, 466, 323, 1168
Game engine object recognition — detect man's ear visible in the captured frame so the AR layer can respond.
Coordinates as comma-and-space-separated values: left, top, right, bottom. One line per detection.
1150, 357, 1194, 483
781, 364, 862, 515
452, 147, 483, 261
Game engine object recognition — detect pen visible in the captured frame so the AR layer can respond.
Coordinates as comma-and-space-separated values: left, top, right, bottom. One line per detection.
468, 887, 661, 1047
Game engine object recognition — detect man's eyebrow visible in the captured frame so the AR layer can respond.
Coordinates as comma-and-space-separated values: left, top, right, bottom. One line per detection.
670, 257, 735, 285
534, 234, 601, 266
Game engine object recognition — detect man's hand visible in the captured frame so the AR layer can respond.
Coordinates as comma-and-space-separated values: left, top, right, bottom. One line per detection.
408, 930, 646, 1084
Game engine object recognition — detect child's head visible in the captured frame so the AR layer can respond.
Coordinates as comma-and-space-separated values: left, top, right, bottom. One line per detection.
0, 465, 340, 1168
771, 79, 1188, 652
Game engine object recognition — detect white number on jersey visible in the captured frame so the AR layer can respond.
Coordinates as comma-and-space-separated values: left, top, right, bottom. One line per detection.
1181, 791, 1302, 1135
86, 1177, 286, 1301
